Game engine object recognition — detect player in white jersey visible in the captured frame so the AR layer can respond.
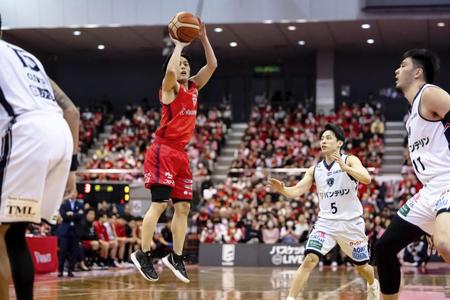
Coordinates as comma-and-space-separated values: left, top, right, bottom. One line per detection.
0, 15, 79, 300
373, 49, 450, 300
269, 124, 380, 300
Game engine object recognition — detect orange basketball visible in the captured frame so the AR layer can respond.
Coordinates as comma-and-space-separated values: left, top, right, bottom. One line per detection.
168, 12, 200, 43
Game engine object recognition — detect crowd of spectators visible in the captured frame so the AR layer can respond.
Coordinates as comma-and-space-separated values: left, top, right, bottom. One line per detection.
79, 104, 231, 181
79, 107, 107, 154
230, 102, 385, 176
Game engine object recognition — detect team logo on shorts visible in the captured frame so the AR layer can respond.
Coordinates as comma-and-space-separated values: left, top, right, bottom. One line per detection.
326, 178, 334, 187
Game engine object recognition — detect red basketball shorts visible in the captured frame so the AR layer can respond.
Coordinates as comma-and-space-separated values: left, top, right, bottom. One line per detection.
143, 142, 193, 200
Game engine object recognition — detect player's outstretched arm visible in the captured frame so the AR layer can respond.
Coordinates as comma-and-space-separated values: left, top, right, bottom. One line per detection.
332, 153, 371, 184
161, 38, 190, 104
268, 166, 315, 199
422, 86, 450, 122
190, 22, 218, 90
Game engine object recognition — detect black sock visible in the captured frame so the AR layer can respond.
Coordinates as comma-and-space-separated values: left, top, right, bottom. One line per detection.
5, 223, 34, 300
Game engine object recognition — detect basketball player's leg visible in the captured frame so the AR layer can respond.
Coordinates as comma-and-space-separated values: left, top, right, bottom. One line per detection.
141, 143, 174, 253
0, 224, 11, 300
131, 185, 170, 281
373, 215, 424, 299
335, 216, 379, 299
171, 200, 190, 256
433, 190, 450, 262
162, 157, 192, 283
354, 263, 375, 283
5, 222, 34, 300
287, 224, 336, 299
141, 186, 170, 252
434, 212, 450, 262
287, 252, 320, 299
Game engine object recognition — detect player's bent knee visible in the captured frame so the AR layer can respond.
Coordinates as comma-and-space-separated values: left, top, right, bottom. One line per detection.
303, 253, 319, 269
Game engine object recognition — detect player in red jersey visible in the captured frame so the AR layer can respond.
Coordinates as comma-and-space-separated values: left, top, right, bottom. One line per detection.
131, 22, 217, 283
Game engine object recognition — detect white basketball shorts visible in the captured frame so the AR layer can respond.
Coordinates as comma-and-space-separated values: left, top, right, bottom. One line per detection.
305, 216, 370, 264
397, 181, 450, 235
0, 112, 72, 224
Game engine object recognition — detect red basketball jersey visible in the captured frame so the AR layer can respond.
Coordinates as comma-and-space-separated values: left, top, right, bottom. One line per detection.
155, 82, 198, 150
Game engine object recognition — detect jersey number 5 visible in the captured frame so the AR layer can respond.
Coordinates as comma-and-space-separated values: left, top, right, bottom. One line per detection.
331, 202, 337, 214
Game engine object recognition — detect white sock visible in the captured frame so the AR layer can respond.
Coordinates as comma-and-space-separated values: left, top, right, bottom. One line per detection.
286, 297, 296, 300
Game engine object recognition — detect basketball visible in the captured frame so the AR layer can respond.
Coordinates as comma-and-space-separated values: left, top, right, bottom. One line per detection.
168, 12, 200, 43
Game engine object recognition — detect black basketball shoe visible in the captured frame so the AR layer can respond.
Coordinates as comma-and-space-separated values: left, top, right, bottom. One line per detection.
162, 252, 190, 283
131, 250, 159, 282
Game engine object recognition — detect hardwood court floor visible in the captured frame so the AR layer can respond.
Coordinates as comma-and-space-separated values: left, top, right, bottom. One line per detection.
10, 263, 450, 300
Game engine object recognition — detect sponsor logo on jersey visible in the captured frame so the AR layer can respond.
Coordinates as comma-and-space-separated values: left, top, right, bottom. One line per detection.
180, 107, 197, 116
409, 137, 429, 153
319, 189, 350, 199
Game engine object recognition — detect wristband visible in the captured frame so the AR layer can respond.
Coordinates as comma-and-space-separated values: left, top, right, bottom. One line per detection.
70, 154, 79, 171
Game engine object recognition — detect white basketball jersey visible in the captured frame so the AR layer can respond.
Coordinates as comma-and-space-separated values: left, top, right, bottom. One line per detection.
405, 84, 450, 185
314, 154, 363, 220
0, 40, 61, 133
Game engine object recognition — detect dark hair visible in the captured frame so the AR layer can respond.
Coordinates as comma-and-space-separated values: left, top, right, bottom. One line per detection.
162, 52, 191, 75
402, 48, 440, 84
0, 14, 2, 32
320, 124, 345, 143
98, 212, 107, 219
